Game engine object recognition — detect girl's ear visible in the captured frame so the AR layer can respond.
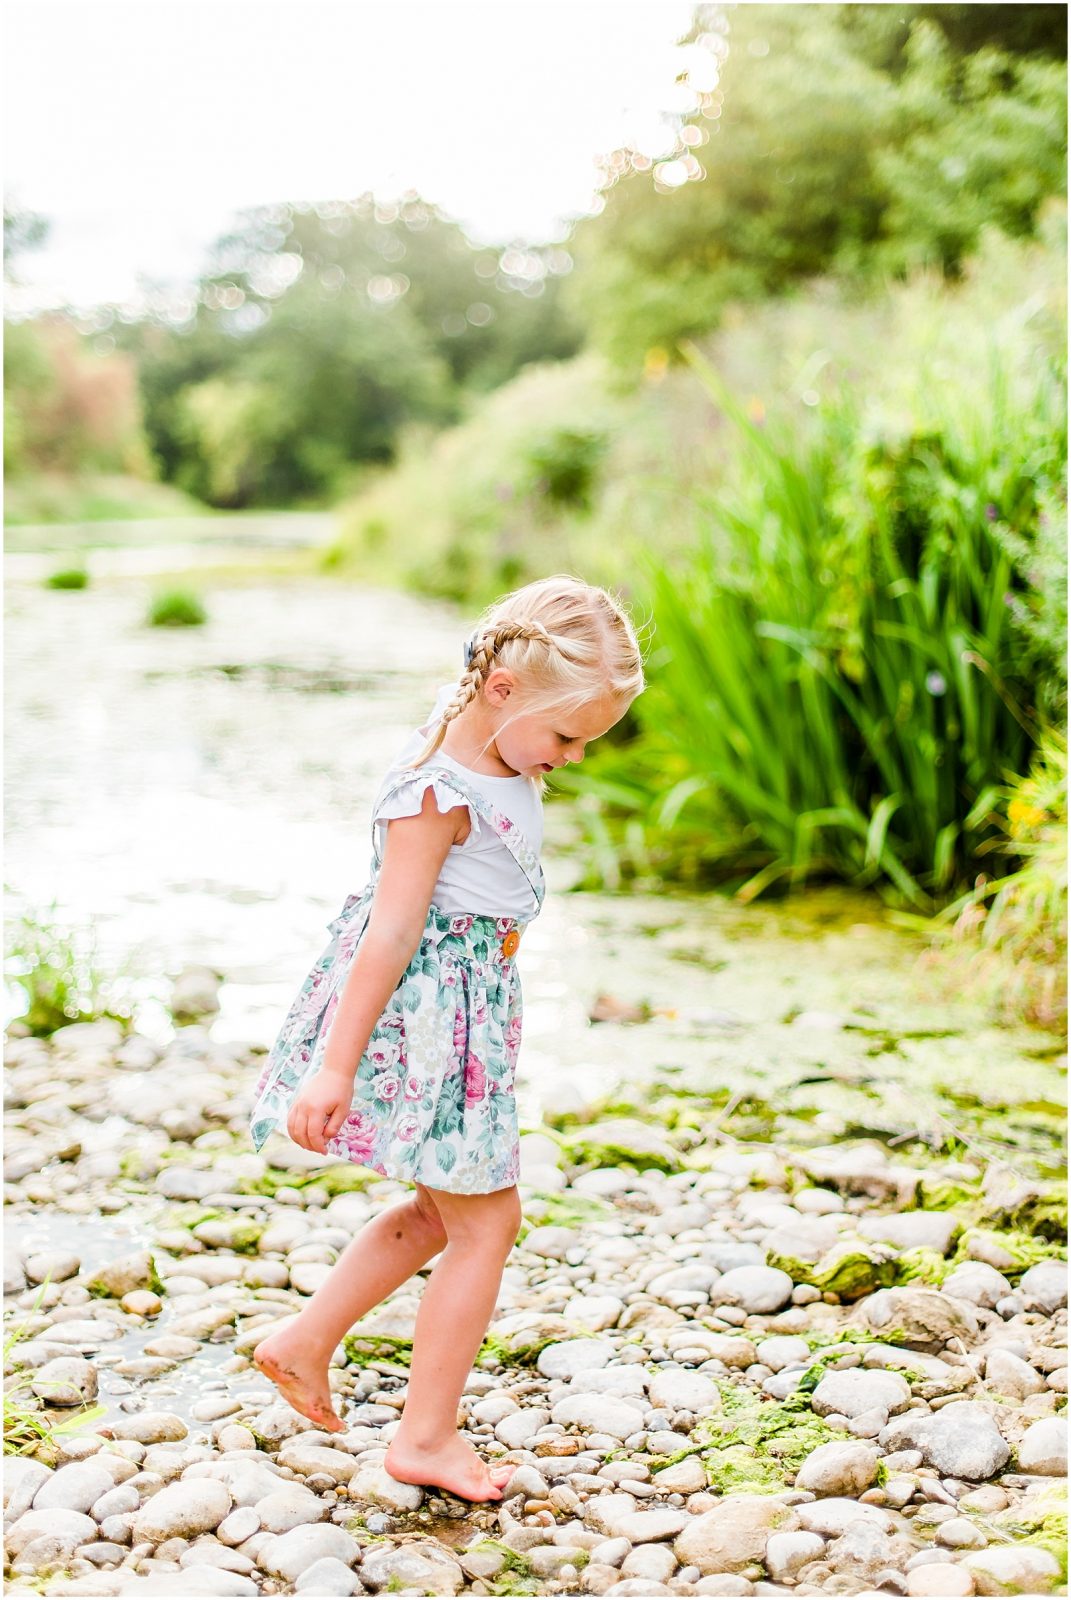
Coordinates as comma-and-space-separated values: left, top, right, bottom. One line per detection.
485, 668, 514, 705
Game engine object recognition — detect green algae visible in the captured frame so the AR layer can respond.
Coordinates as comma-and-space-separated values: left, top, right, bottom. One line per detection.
646, 1379, 838, 1496
238, 1161, 376, 1198
917, 1176, 984, 1212
793, 1326, 917, 1364
207, 1220, 263, 1254
767, 1242, 898, 1300
156, 1202, 227, 1231
990, 1486, 1069, 1586
342, 1332, 414, 1370
702, 1444, 790, 1495
894, 1246, 955, 1287
463, 1541, 541, 1597
518, 1190, 618, 1231
553, 1129, 679, 1173
476, 1332, 557, 1368
951, 1226, 1068, 1278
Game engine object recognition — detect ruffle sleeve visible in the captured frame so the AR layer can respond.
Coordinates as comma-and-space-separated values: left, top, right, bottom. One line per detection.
372, 770, 482, 859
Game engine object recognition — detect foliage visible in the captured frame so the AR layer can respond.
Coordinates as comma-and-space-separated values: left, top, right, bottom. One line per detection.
3, 204, 50, 272
557, 215, 1066, 911
4, 1274, 108, 1460
44, 566, 89, 589
3, 893, 139, 1037
104, 195, 583, 508
895, 724, 1068, 1030
565, 5, 1067, 371
867, 24, 1068, 280
2, 471, 209, 527
522, 425, 610, 512
329, 354, 637, 602
4, 316, 156, 479
147, 587, 207, 626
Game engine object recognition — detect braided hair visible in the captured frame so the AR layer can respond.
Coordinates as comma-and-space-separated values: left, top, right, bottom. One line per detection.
399, 574, 648, 793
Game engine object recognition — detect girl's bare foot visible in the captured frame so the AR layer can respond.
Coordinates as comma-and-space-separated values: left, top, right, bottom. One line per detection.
384, 1433, 516, 1501
252, 1332, 345, 1433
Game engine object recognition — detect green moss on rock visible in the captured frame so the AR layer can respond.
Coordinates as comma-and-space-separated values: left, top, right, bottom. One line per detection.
664, 1380, 838, 1495
343, 1332, 414, 1369
768, 1240, 898, 1300
554, 1117, 680, 1173
894, 1247, 954, 1287
952, 1228, 1068, 1279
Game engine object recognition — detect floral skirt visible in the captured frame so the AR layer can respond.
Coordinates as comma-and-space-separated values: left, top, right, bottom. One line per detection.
248, 886, 526, 1194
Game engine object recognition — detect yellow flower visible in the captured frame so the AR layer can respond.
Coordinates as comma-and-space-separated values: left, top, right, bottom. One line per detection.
644, 347, 669, 381
1008, 798, 1046, 835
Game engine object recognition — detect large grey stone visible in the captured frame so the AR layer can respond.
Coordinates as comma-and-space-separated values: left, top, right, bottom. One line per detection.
963, 1545, 1063, 1595
358, 1537, 464, 1594
859, 1287, 978, 1347
764, 1530, 826, 1582
941, 1263, 1012, 1308
550, 1392, 647, 1440
984, 1348, 1047, 1400
31, 1459, 115, 1514
1017, 1416, 1068, 1476
810, 1368, 912, 1420
4, 1507, 96, 1559
1019, 1261, 1068, 1315
857, 1211, 958, 1255
710, 1266, 794, 1314
131, 1478, 232, 1542
794, 1440, 881, 1496
673, 1495, 800, 1573
882, 1401, 1010, 1480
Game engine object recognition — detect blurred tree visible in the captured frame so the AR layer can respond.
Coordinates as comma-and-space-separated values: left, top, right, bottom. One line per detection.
566, 6, 896, 369
4, 316, 153, 478
565, 3, 1067, 372
114, 193, 583, 506
867, 20, 1069, 277
165, 272, 456, 505
204, 193, 582, 390
836, 3, 1068, 76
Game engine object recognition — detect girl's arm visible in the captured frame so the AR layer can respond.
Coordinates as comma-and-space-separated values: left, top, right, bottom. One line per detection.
319, 785, 469, 1079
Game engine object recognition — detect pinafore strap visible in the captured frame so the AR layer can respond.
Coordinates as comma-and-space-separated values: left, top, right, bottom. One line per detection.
371, 763, 545, 913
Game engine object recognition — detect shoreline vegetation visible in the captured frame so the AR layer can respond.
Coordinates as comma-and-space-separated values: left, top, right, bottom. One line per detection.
8, 218, 1066, 1034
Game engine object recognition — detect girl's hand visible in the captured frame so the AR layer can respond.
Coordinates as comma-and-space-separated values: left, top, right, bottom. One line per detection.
287, 1067, 354, 1154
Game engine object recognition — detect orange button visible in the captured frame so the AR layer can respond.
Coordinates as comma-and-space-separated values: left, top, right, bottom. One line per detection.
500, 928, 520, 959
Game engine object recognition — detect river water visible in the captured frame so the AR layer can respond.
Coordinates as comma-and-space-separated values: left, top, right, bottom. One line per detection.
4, 512, 1065, 1145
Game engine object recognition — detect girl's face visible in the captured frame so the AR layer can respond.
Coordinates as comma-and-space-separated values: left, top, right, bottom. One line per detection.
481, 672, 627, 777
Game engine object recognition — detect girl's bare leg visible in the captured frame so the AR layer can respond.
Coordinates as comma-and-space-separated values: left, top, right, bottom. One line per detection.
252, 1184, 449, 1432
384, 1183, 522, 1501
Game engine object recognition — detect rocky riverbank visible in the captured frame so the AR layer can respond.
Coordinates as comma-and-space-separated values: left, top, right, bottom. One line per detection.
3, 1018, 1067, 1598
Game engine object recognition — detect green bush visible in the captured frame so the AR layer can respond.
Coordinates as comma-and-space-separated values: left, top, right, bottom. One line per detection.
4, 895, 138, 1037
44, 566, 89, 589
523, 426, 609, 511
148, 587, 207, 626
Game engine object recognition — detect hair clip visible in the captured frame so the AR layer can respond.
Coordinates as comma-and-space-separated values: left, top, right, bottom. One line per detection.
463, 634, 476, 669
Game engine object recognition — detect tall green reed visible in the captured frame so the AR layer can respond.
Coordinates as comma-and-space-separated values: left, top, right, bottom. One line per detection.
623, 332, 1065, 909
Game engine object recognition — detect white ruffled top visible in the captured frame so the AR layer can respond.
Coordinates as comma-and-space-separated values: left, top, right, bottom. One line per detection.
368, 678, 545, 918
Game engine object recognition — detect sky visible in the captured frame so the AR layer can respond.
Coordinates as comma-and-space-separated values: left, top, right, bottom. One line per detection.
4, 0, 703, 312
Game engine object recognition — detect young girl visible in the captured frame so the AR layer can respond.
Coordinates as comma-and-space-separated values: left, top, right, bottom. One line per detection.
247, 574, 646, 1503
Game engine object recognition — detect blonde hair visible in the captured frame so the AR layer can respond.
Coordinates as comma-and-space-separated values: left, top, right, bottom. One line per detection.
401, 573, 648, 796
